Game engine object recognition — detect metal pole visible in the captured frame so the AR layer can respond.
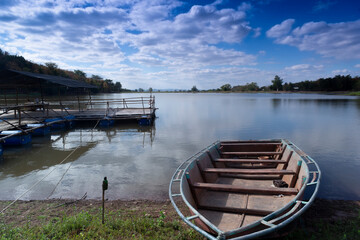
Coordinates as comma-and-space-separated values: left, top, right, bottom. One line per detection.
59, 88, 63, 113
4, 90, 7, 106
102, 189, 105, 224
88, 90, 92, 109
18, 108, 21, 126
77, 96, 81, 112
102, 177, 108, 224
16, 88, 19, 105
142, 97, 145, 114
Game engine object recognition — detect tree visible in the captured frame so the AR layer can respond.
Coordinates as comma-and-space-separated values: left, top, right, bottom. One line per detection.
271, 75, 283, 91
115, 82, 122, 92
45, 62, 58, 75
73, 70, 86, 80
191, 85, 199, 92
148, 87, 153, 92
220, 84, 232, 91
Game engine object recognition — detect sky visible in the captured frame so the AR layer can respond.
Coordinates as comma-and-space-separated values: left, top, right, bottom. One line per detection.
0, 0, 360, 90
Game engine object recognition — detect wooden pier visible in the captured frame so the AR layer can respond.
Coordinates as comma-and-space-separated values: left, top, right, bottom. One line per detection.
0, 69, 156, 152
0, 96, 156, 146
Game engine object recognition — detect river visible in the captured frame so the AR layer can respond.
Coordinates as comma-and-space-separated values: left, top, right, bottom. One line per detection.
0, 92, 359, 200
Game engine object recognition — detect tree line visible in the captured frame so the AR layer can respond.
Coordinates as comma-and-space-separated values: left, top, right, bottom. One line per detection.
190, 75, 360, 93
0, 49, 123, 93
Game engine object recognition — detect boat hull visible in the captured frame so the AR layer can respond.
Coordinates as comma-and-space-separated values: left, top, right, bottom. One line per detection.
169, 139, 321, 239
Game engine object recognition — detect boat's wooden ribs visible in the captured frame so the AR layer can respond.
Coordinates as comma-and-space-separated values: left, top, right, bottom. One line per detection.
192, 182, 298, 195
214, 159, 287, 164
221, 151, 282, 156
220, 143, 281, 146
198, 205, 272, 216
203, 168, 296, 175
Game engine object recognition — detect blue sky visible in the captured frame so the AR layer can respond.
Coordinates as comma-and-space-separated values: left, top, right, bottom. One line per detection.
0, 0, 359, 89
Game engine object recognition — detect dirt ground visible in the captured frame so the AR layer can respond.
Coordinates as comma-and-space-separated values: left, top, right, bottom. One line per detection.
1, 198, 359, 236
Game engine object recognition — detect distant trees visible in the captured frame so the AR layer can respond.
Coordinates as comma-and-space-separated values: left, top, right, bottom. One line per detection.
271, 75, 283, 91
0, 48, 123, 94
191, 85, 199, 92
232, 82, 259, 92
295, 75, 360, 91
220, 84, 232, 91
73, 70, 87, 80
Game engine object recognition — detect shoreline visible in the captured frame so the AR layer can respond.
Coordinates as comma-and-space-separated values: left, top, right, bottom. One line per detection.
1, 198, 359, 239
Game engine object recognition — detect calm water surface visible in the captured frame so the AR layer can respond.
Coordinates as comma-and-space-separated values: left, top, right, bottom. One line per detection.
0, 93, 359, 200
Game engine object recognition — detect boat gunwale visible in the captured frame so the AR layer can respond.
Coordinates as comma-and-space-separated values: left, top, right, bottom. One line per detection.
169, 139, 321, 240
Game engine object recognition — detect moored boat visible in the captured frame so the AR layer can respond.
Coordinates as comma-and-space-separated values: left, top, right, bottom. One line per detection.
169, 139, 321, 239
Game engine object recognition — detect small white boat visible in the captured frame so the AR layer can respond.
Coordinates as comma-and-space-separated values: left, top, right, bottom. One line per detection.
169, 139, 320, 239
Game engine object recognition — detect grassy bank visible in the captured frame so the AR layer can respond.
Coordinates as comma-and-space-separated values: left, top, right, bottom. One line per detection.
347, 91, 360, 96
0, 199, 359, 239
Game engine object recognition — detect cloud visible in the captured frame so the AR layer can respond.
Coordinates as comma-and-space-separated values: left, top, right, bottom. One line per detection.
355, 64, 360, 68
0, 0, 259, 88
267, 19, 360, 60
266, 19, 295, 38
285, 64, 324, 71
313, 0, 337, 12
332, 69, 349, 74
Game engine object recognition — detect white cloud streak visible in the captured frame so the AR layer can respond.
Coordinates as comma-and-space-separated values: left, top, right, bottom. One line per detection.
267, 19, 360, 60
0, 0, 260, 89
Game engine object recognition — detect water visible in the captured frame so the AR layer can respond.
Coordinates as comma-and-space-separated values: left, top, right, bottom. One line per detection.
0, 93, 359, 200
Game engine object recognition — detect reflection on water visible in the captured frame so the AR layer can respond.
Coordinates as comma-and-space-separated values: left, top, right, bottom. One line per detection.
0, 93, 359, 200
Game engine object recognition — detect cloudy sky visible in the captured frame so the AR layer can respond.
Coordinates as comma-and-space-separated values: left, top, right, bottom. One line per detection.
1, 0, 360, 89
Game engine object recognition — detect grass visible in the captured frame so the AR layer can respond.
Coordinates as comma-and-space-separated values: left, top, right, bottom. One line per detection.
346, 91, 360, 96
0, 209, 203, 240
0, 199, 359, 240
281, 212, 360, 240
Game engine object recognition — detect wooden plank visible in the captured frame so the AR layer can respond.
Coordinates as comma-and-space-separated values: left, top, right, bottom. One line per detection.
221, 151, 282, 155
215, 158, 287, 164
220, 143, 281, 146
219, 174, 282, 180
192, 182, 298, 195
220, 140, 281, 144
203, 168, 296, 175
198, 205, 272, 216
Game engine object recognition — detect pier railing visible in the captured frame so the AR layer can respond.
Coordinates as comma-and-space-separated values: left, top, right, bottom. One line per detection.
0, 96, 155, 112
84, 96, 156, 111
0, 96, 156, 125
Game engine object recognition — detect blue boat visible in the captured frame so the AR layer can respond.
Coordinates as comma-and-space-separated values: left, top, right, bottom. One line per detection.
0, 130, 32, 146
64, 115, 76, 128
139, 115, 152, 126
99, 117, 114, 127
44, 118, 66, 130
26, 123, 50, 136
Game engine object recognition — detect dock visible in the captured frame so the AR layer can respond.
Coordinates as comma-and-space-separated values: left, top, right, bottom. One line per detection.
0, 69, 156, 155
0, 96, 156, 151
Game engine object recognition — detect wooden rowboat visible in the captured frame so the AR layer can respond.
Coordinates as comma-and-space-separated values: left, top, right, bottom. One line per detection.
169, 140, 321, 239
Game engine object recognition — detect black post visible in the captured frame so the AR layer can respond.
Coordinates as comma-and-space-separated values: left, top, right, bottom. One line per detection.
102, 177, 108, 224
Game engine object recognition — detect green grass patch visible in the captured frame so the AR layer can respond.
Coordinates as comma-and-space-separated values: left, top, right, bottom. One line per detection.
281, 212, 360, 240
347, 92, 360, 96
0, 210, 203, 240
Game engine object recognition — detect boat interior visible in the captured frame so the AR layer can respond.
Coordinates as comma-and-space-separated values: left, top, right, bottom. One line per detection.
182, 140, 308, 236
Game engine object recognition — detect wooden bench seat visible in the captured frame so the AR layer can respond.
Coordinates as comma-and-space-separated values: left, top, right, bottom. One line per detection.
192, 182, 298, 195
203, 168, 296, 175
220, 142, 281, 146
221, 151, 282, 156
198, 205, 273, 216
215, 158, 287, 164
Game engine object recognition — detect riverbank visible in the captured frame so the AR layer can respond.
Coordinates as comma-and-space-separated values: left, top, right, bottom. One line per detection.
1, 198, 359, 239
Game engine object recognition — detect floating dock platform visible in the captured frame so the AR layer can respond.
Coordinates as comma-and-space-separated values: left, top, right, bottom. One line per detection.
0, 96, 156, 151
